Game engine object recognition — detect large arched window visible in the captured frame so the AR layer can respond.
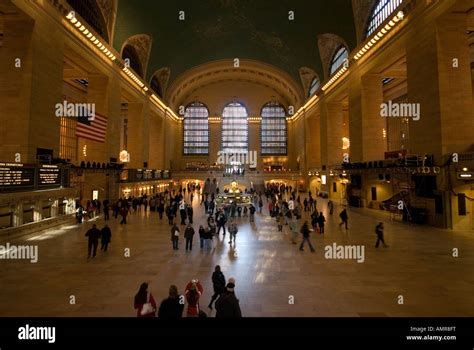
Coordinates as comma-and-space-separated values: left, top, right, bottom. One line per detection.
122, 45, 143, 78
183, 102, 209, 155
308, 77, 320, 97
366, 0, 403, 37
221, 102, 248, 153
261, 102, 287, 155
330, 46, 349, 75
66, 0, 109, 42
150, 76, 162, 98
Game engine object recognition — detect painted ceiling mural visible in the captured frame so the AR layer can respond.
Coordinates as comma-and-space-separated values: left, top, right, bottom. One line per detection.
113, 0, 357, 85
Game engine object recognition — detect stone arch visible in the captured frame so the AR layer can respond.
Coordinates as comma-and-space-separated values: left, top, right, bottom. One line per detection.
299, 67, 321, 98
120, 34, 153, 79
351, 0, 378, 44
317, 34, 349, 80
66, 0, 110, 43
150, 67, 171, 98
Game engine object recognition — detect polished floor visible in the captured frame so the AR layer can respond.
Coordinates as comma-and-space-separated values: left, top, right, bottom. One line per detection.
1, 195, 473, 317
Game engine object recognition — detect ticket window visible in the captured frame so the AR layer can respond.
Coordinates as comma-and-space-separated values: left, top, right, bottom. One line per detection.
0, 206, 13, 229
42, 202, 52, 219
23, 203, 34, 224
58, 201, 66, 215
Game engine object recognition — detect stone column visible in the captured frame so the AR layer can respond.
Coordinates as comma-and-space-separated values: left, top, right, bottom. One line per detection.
33, 199, 42, 222
406, 11, 474, 159
127, 102, 146, 168
349, 72, 385, 162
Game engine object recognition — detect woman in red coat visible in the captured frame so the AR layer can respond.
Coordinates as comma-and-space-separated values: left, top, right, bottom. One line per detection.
134, 282, 157, 317
185, 280, 204, 317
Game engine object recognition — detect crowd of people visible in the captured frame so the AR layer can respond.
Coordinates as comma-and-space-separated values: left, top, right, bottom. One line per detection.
78, 182, 389, 317
133, 266, 242, 318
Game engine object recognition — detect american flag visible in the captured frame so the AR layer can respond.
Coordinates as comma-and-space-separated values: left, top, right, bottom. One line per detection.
76, 112, 107, 143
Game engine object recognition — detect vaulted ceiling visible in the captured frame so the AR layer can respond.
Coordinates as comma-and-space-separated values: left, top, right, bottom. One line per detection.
113, 0, 357, 87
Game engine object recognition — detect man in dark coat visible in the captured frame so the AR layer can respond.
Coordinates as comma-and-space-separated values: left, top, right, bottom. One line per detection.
100, 224, 112, 252
215, 278, 242, 318
184, 223, 195, 251
85, 224, 101, 258
158, 285, 184, 319
208, 265, 226, 310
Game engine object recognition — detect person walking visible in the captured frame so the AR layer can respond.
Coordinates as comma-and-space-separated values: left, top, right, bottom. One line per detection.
171, 223, 180, 250
179, 200, 187, 225
277, 212, 284, 232
217, 212, 227, 237
184, 223, 195, 251
187, 205, 193, 224
375, 222, 388, 248
134, 282, 157, 317
100, 224, 112, 252
103, 199, 110, 221
288, 212, 298, 245
185, 280, 203, 317
339, 209, 348, 229
299, 221, 315, 253
317, 212, 326, 234
249, 204, 256, 223
208, 265, 226, 310
120, 206, 128, 224
328, 200, 334, 215
198, 225, 206, 249
228, 221, 238, 244
215, 278, 242, 318
85, 224, 101, 259
158, 285, 184, 318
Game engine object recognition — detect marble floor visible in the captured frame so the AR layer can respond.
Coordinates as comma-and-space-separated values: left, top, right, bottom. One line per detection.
1, 196, 473, 317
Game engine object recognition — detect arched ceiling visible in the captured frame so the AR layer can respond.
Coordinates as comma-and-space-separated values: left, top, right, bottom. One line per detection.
166, 59, 304, 111
113, 0, 357, 91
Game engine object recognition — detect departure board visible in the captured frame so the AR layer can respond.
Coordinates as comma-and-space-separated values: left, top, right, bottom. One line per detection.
0, 163, 35, 188
38, 165, 61, 187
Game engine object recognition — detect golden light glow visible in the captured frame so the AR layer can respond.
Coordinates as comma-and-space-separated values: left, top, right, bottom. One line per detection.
342, 137, 350, 150
322, 66, 348, 92
354, 11, 404, 61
